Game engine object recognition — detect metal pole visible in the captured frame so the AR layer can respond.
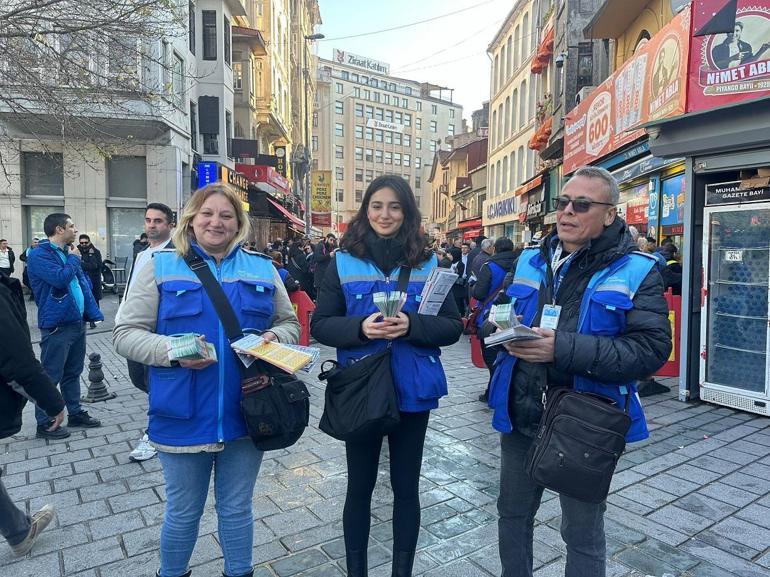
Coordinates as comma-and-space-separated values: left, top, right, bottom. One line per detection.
303, 43, 311, 235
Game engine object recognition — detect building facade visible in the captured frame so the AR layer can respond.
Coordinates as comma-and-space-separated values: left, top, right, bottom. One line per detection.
313, 52, 462, 232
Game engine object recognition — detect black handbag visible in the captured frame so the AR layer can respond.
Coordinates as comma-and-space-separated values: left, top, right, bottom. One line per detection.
524, 387, 631, 504
317, 266, 411, 442
184, 251, 309, 451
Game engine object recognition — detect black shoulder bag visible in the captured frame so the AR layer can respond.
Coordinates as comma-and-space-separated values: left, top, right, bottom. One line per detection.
184, 251, 310, 451
317, 266, 411, 441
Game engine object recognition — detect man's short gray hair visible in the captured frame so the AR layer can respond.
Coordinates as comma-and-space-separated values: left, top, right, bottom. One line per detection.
571, 166, 620, 205
481, 238, 495, 250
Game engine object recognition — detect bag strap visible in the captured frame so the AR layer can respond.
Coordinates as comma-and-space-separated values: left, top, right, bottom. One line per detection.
396, 264, 411, 293
184, 251, 243, 342
473, 276, 505, 314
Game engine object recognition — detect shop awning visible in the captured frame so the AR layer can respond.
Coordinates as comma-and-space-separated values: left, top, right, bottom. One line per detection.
463, 228, 484, 240
458, 218, 483, 230
515, 175, 544, 197
583, 0, 648, 39
267, 198, 305, 229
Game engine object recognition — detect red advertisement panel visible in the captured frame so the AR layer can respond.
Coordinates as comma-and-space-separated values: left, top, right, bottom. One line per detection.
688, 2, 770, 112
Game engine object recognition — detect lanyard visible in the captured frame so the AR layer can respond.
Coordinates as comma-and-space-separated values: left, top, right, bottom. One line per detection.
550, 243, 574, 303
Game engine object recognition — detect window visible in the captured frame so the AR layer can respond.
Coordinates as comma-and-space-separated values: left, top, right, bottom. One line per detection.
233, 61, 242, 90
108, 156, 147, 199
403, 154, 411, 167
365, 105, 374, 119
385, 131, 392, 145
416, 118, 422, 130
448, 124, 455, 136
361, 75, 368, 85
415, 196, 420, 208
335, 100, 344, 114
365, 127, 373, 140
404, 134, 411, 147
404, 113, 411, 127
355, 168, 363, 182
355, 146, 363, 160
189, 102, 198, 151
351, 73, 359, 83
363, 89, 370, 100
384, 94, 390, 105
374, 92, 381, 103
385, 109, 393, 122
415, 176, 421, 189
430, 120, 437, 132
431, 104, 438, 114
375, 107, 384, 121
354, 87, 360, 97
202, 11, 217, 60
336, 188, 344, 203
189, 1, 196, 54
355, 103, 364, 117
335, 122, 344, 137
355, 125, 364, 139
335, 145, 344, 159
22, 152, 64, 197
336, 82, 344, 94
513, 25, 520, 69
416, 101, 422, 111
355, 189, 363, 202
502, 156, 509, 193
402, 98, 408, 108
375, 150, 383, 163
312, 136, 319, 151
203, 133, 218, 154
449, 109, 455, 118
429, 140, 437, 152
519, 80, 527, 127
225, 110, 232, 157
385, 151, 392, 164
394, 132, 402, 146
416, 137, 422, 150
365, 148, 373, 161
395, 111, 402, 124
223, 17, 231, 65
374, 129, 383, 143
366, 169, 374, 181
506, 35, 512, 78
415, 157, 421, 169
173, 54, 184, 107
341, 70, 349, 80
394, 152, 401, 166
522, 13, 529, 57
335, 166, 344, 180
313, 112, 318, 127
577, 42, 594, 93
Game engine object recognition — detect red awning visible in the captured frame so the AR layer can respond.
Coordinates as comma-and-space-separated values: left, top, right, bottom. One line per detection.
458, 218, 483, 230
267, 198, 305, 228
463, 228, 484, 240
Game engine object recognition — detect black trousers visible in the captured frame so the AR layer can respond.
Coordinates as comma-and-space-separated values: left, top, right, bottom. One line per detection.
480, 338, 499, 391
343, 411, 430, 554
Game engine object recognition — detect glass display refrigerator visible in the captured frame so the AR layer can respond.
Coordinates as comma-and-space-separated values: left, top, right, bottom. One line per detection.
699, 181, 770, 416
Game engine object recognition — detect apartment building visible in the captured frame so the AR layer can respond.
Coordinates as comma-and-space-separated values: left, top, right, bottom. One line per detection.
313, 52, 462, 230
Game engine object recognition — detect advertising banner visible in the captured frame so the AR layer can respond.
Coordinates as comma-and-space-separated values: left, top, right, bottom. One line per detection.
311, 170, 332, 227
564, 6, 691, 173
688, 2, 770, 112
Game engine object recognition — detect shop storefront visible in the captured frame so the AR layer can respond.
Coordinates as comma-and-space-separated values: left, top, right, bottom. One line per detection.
482, 189, 521, 241
515, 174, 546, 245
458, 218, 484, 242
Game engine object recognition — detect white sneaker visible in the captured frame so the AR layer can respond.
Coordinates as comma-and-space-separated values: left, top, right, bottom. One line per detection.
129, 434, 157, 462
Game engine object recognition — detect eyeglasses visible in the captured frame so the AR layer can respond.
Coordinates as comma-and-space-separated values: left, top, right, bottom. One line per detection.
555, 196, 615, 213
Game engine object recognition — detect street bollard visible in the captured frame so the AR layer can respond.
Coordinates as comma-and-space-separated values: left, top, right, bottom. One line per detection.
81, 352, 117, 403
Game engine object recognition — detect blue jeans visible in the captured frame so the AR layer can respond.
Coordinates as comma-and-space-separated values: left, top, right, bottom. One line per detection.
498, 431, 606, 577
0, 470, 30, 546
36, 322, 86, 426
157, 439, 264, 577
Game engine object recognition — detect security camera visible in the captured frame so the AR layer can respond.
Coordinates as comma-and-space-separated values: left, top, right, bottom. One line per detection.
555, 53, 565, 68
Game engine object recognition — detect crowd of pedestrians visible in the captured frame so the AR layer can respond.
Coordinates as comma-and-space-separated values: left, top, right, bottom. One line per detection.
0, 167, 680, 577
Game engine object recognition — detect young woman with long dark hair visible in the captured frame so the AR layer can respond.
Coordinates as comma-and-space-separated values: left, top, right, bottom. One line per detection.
311, 175, 463, 577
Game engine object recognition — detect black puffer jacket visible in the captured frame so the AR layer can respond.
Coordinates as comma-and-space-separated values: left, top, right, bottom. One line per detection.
482, 219, 671, 437
0, 275, 64, 438
472, 249, 521, 302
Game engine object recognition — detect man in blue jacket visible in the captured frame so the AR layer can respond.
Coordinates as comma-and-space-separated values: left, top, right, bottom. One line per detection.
27, 213, 103, 439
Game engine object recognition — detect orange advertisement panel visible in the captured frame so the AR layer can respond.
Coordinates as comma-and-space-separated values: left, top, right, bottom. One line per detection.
564, 6, 691, 173
688, 2, 770, 112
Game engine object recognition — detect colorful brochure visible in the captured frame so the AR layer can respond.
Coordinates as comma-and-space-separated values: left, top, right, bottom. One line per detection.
230, 334, 319, 374
417, 268, 458, 316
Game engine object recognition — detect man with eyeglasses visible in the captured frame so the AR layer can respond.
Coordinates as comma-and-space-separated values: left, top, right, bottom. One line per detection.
481, 166, 671, 577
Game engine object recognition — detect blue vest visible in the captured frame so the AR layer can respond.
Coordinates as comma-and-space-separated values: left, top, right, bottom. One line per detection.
488, 247, 657, 442
149, 244, 276, 446
335, 251, 448, 412
477, 260, 508, 328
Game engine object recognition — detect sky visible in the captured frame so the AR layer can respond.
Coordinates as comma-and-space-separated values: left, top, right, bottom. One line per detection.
314, 0, 514, 124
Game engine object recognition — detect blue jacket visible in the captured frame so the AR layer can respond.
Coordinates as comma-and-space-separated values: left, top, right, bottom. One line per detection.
489, 247, 658, 442
149, 244, 277, 446
335, 251, 449, 412
27, 240, 103, 328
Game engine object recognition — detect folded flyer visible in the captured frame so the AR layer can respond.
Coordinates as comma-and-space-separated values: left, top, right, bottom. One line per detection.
484, 311, 542, 347
417, 268, 458, 316
230, 334, 319, 374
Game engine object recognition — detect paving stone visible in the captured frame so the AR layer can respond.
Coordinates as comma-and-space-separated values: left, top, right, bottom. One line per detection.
264, 508, 324, 536
108, 487, 160, 513
720, 471, 770, 495
270, 548, 329, 577
122, 525, 161, 557
89, 509, 146, 538
616, 483, 678, 509
423, 557, 492, 577
697, 482, 760, 508
426, 512, 479, 539
0, 551, 61, 577
675, 492, 739, 521
634, 537, 702, 570
708, 517, 770, 553
62, 537, 125, 573
734, 502, 770, 530
56, 499, 112, 526
696, 529, 761, 560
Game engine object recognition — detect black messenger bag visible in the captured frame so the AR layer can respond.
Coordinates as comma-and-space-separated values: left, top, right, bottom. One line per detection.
317, 266, 411, 441
184, 251, 309, 451
524, 387, 631, 504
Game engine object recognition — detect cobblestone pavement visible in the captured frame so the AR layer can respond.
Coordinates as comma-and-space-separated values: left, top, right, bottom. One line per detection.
1, 330, 769, 577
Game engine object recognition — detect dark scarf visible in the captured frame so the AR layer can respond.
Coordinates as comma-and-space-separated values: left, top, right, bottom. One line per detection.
363, 230, 405, 275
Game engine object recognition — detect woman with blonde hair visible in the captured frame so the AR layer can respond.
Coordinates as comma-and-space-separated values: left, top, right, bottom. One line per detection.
114, 183, 300, 577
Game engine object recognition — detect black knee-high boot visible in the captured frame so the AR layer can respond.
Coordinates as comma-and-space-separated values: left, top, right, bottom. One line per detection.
391, 550, 416, 577
345, 548, 368, 577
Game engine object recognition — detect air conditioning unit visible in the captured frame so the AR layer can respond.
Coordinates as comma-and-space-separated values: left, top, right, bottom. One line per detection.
575, 86, 597, 106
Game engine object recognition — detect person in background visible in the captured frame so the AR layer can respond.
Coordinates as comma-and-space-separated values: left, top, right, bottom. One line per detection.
466, 236, 485, 277
0, 239, 15, 277
19, 238, 39, 301
448, 238, 462, 265
436, 248, 453, 269
658, 243, 682, 295
311, 175, 462, 577
287, 237, 314, 297
451, 242, 471, 315
77, 235, 103, 328
27, 213, 103, 439
114, 183, 300, 577
472, 237, 520, 403
313, 233, 337, 292
270, 250, 300, 292
471, 237, 495, 280
123, 202, 175, 463
133, 233, 149, 257
0, 272, 63, 557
